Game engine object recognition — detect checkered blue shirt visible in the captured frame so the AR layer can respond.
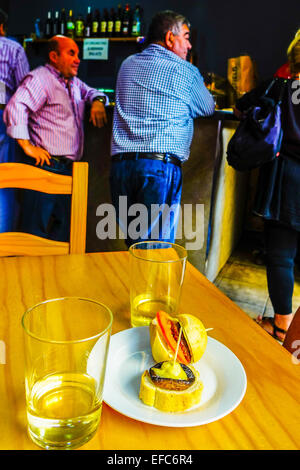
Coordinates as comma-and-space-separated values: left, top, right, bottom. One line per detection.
111, 44, 215, 161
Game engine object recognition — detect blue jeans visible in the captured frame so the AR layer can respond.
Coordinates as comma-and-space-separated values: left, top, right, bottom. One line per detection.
110, 158, 182, 247
0, 109, 17, 232
19, 155, 72, 242
264, 220, 299, 314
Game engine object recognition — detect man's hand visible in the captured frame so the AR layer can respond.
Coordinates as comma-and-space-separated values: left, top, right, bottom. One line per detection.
17, 139, 51, 166
89, 100, 107, 128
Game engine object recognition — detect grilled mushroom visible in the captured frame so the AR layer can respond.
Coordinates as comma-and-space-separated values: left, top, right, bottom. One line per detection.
149, 361, 195, 391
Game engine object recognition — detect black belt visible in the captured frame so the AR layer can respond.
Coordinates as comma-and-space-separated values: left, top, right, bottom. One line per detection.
0, 104, 5, 110
112, 152, 181, 167
51, 156, 73, 164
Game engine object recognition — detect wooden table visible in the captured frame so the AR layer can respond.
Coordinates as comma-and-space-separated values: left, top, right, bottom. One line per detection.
0, 251, 299, 450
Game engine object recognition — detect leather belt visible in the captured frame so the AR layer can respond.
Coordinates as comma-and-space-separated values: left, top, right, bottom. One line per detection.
0, 104, 5, 110
112, 152, 181, 167
51, 156, 72, 162
50, 156, 73, 167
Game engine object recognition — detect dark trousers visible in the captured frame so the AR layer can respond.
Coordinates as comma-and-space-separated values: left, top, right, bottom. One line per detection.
264, 220, 299, 315
19, 156, 72, 242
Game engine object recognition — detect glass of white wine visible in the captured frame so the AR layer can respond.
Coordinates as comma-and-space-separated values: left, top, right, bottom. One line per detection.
22, 297, 113, 450
129, 241, 187, 328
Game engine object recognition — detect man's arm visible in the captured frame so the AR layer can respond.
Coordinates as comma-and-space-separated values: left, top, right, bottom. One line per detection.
189, 69, 215, 118
89, 98, 107, 128
16, 139, 51, 166
3, 74, 51, 165
78, 79, 108, 128
13, 46, 30, 88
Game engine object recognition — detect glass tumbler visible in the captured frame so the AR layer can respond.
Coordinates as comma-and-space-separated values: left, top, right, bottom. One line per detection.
129, 241, 187, 327
22, 297, 113, 450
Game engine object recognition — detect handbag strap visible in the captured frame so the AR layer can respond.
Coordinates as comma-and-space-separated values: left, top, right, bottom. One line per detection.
278, 79, 288, 104
264, 77, 287, 104
264, 78, 277, 96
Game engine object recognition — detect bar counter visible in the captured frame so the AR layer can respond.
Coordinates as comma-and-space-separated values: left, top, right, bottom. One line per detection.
82, 106, 243, 281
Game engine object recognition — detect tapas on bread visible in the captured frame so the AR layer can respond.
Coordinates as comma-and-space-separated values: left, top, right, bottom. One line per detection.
139, 311, 210, 412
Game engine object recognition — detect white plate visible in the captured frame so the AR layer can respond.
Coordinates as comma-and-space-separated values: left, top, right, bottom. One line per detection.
103, 327, 247, 427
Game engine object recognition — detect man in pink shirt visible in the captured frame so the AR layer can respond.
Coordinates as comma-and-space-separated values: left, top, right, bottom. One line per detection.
4, 35, 108, 241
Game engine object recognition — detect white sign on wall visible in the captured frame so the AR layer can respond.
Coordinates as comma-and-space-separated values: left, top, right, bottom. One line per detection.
83, 39, 109, 60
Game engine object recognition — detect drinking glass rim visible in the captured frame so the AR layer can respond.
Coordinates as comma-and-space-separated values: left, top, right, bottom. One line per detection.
129, 241, 187, 263
21, 296, 113, 344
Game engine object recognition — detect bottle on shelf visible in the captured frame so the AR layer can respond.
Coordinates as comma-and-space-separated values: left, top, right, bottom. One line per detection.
59, 8, 67, 35
75, 13, 84, 38
100, 8, 109, 37
53, 11, 60, 36
114, 4, 122, 37
131, 4, 141, 37
45, 11, 53, 39
34, 18, 41, 39
107, 8, 115, 38
84, 6, 92, 38
92, 9, 100, 37
121, 4, 131, 37
66, 9, 75, 38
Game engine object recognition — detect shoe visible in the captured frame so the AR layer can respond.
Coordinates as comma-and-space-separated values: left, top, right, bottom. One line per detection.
267, 317, 288, 342
255, 316, 287, 343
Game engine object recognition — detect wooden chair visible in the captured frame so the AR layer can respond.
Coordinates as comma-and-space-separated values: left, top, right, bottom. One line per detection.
0, 162, 88, 256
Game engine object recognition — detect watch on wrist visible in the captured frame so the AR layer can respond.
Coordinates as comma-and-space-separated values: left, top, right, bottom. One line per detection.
93, 96, 106, 105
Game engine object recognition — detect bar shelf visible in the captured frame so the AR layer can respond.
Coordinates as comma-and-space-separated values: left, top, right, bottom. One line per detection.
24, 36, 145, 44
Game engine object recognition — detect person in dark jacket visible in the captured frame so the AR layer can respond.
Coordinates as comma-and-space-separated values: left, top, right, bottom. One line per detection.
234, 29, 300, 342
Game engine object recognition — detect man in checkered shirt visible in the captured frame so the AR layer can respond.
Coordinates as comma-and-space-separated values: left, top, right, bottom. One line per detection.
110, 10, 215, 247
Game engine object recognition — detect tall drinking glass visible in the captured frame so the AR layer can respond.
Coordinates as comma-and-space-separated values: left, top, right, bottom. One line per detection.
22, 297, 113, 450
129, 241, 187, 327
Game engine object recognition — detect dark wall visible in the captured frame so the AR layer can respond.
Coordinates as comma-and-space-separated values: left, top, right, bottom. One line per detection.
6, 0, 300, 84
2, 1, 9, 13
195, 0, 299, 79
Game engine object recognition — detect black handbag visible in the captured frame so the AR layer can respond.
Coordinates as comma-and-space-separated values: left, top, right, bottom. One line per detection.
226, 78, 287, 171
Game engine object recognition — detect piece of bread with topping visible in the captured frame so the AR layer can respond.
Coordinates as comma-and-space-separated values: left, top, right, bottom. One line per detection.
139, 361, 203, 412
150, 311, 207, 364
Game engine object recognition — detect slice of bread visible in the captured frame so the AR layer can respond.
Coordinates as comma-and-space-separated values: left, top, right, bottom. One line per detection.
139, 367, 203, 412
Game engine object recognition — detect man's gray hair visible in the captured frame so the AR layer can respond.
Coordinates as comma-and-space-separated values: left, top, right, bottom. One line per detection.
146, 10, 190, 45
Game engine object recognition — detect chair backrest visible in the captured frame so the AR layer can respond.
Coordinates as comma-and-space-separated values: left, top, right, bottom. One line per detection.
0, 162, 88, 256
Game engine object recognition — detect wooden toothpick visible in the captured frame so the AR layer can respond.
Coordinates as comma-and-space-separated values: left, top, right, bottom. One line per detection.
173, 326, 183, 366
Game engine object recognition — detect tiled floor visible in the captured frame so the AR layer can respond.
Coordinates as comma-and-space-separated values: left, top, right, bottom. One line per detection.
214, 231, 300, 319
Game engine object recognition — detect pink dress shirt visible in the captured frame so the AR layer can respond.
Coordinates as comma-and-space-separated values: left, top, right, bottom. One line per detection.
4, 64, 106, 160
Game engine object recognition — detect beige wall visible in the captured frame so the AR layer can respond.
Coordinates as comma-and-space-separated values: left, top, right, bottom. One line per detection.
205, 121, 249, 281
